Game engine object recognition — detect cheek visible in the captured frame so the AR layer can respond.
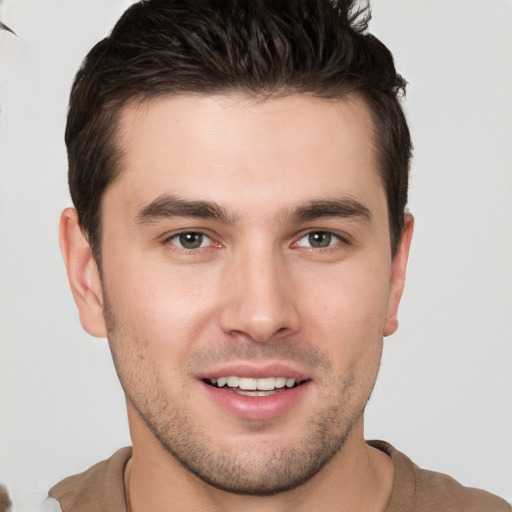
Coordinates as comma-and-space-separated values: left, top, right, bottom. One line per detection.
299, 260, 391, 343
102, 257, 224, 349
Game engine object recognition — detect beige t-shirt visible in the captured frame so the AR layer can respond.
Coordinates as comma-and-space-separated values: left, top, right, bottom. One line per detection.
49, 441, 511, 512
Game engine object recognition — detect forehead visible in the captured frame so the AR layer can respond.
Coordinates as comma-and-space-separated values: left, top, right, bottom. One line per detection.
110, 93, 385, 221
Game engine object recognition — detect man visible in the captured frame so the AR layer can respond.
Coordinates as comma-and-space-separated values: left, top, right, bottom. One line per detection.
49, 0, 510, 510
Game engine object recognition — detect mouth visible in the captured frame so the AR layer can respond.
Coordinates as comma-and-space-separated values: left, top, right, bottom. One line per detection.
199, 368, 312, 420
203, 376, 306, 397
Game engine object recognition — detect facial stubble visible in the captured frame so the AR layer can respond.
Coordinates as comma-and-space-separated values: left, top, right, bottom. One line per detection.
102, 290, 381, 496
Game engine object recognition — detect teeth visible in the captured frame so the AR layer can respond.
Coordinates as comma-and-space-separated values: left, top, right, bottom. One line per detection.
236, 389, 277, 397
209, 376, 297, 391
275, 377, 286, 388
238, 377, 257, 390
226, 376, 239, 387
255, 377, 277, 390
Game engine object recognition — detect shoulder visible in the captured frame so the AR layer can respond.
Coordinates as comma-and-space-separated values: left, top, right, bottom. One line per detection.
48, 447, 131, 512
368, 440, 511, 512
413, 466, 511, 511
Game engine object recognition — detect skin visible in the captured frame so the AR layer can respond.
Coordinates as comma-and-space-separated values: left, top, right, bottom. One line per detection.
60, 93, 413, 512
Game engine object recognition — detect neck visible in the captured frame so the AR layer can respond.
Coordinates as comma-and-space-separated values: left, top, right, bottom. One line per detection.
125, 416, 393, 512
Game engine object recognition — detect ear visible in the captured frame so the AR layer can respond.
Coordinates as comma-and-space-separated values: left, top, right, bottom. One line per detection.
59, 208, 107, 338
383, 213, 414, 337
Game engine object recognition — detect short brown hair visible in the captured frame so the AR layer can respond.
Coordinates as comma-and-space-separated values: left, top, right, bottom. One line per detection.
66, 0, 411, 263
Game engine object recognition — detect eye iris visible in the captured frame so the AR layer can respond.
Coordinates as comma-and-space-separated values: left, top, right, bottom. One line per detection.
308, 232, 331, 248
179, 232, 203, 249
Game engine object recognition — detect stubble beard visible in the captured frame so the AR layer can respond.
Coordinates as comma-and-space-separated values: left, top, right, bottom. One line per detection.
128, 379, 365, 496
103, 294, 380, 496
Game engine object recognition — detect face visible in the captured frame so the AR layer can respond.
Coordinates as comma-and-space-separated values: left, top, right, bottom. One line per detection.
62, 93, 412, 495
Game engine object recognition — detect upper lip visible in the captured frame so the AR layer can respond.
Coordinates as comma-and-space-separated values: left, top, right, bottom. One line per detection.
195, 362, 310, 382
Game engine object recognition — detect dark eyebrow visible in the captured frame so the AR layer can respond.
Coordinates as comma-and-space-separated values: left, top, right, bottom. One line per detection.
135, 194, 371, 226
289, 198, 372, 223
135, 195, 235, 224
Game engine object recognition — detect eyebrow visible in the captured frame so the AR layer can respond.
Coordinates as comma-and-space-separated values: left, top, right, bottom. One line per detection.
288, 198, 372, 224
135, 195, 236, 224
135, 194, 372, 226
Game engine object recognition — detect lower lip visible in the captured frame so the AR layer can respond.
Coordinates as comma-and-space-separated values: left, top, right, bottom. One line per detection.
200, 381, 311, 421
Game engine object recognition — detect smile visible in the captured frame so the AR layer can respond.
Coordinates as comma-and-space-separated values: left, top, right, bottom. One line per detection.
204, 376, 302, 396
201, 372, 311, 419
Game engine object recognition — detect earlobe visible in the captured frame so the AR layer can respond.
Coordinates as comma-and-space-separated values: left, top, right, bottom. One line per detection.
59, 208, 107, 338
383, 214, 414, 337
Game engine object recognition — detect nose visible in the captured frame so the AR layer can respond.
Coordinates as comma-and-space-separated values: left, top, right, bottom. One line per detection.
219, 248, 301, 343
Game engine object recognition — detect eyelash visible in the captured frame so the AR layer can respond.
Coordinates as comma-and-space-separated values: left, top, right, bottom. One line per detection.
163, 230, 348, 253
292, 231, 346, 250
163, 231, 218, 251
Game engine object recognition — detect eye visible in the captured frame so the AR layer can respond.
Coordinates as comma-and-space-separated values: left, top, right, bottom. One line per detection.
167, 231, 212, 250
295, 231, 342, 248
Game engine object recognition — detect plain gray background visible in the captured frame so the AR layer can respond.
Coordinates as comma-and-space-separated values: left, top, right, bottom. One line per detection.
1, 0, 511, 507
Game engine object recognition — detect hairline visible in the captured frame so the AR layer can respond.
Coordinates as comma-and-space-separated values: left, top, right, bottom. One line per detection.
85, 88, 398, 266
